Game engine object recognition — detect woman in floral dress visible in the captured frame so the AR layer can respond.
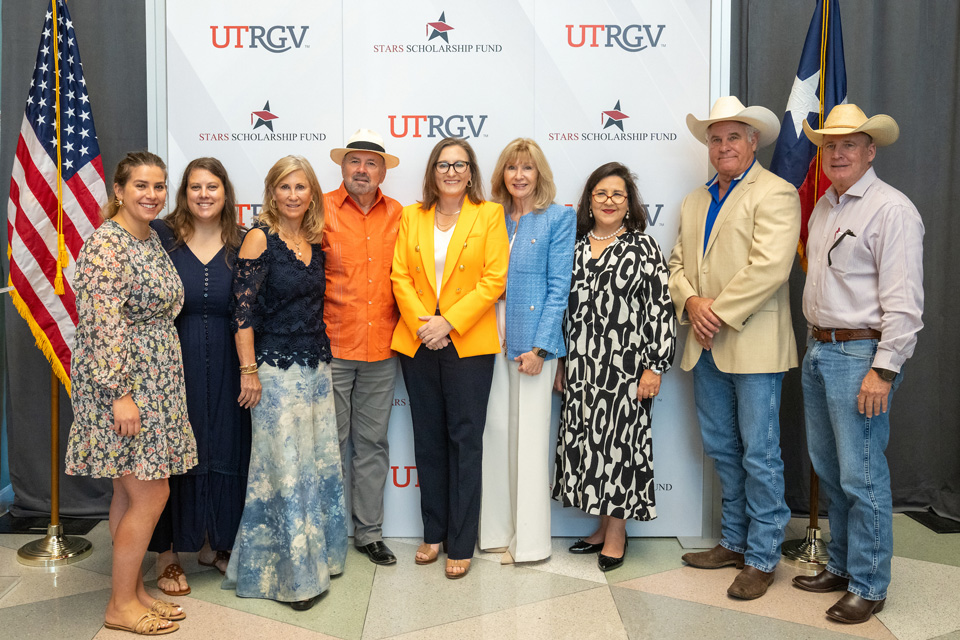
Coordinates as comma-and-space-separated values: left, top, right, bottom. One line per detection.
66, 151, 198, 635
223, 155, 346, 611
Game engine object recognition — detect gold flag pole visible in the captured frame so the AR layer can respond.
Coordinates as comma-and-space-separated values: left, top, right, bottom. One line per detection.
782, 0, 832, 571
17, 0, 92, 568
17, 372, 92, 566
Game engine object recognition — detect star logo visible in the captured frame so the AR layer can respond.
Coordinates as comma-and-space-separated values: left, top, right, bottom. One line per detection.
601, 100, 629, 131
251, 101, 278, 132
784, 70, 821, 139
426, 12, 454, 43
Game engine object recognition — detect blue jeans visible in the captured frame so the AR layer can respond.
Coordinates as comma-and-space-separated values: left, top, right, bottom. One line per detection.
802, 337, 901, 601
693, 350, 789, 573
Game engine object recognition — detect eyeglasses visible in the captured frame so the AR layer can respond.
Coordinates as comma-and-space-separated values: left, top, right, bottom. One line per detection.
592, 190, 627, 205
435, 161, 471, 174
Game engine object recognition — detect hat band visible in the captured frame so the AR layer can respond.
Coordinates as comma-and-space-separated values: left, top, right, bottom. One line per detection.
346, 140, 387, 153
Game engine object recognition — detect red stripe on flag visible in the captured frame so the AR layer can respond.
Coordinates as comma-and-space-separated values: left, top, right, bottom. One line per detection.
15, 138, 60, 227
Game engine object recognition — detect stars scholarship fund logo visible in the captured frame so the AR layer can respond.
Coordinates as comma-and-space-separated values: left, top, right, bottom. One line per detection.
196, 100, 326, 143
372, 10, 502, 54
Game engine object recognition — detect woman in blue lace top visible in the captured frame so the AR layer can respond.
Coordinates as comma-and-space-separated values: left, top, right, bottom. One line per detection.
222, 156, 347, 612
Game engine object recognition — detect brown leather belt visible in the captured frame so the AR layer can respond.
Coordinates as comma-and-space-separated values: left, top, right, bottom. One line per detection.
810, 327, 882, 342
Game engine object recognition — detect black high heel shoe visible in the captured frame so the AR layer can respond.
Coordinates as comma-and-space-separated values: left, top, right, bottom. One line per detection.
569, 538, 604, 554
597, 539, 628, 572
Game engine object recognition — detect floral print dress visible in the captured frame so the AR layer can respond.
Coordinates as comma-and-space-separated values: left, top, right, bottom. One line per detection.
65, 219, 197, 480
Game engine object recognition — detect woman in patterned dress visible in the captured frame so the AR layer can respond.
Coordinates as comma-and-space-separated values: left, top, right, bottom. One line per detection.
223, 156, 347, 611
149, 158, 251, 597
65, 151, 197, 635
552, 162, 677, 572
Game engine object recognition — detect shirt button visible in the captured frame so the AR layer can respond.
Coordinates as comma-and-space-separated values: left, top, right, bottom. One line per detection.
530, 305, 535, 310
368, 322, 372, 326
368, 301, 373, 305
459, 264, 465, 271
416, 266, 421, 272
531, 238, 536, 244
368, 279, 373, 283
418, 288, 423, 294
463, 242, 468, 248
415, 245, 420, 252
456, 287, 461, 293
367, 236, 371, 240
368, 257, 373, 262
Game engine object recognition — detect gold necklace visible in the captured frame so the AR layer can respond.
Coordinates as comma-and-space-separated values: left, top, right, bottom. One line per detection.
280, 230, 304, 258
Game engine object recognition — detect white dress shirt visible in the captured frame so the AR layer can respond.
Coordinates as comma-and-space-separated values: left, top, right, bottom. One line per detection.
802, 167, 924, 371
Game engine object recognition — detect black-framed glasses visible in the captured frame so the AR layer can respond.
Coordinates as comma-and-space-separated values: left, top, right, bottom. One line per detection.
435, 161, 471, 174
592, 190, 627, 205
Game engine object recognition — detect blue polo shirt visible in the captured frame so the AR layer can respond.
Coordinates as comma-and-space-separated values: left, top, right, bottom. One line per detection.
703, 158, 755, 254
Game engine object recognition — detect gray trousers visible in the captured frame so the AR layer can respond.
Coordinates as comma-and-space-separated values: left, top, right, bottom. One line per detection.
331, 357, 397, 545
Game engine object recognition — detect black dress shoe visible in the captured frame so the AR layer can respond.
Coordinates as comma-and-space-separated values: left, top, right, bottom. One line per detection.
290, 593, 323, 611
597, 539, 628, 572
793, 570, 850, 593
826, 592, 885, 624
356, 540, 397, 565
569, 538, 603, 554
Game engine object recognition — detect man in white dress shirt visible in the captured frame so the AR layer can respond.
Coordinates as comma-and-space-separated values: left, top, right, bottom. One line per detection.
793, 104, 924, 625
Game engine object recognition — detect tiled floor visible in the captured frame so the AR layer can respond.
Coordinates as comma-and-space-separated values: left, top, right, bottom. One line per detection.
1, 515, 958, 639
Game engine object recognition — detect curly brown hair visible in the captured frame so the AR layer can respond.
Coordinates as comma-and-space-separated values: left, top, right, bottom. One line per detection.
161, 157, 242, 255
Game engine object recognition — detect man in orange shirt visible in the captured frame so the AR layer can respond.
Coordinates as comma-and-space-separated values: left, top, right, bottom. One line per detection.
323, 129, 402, 565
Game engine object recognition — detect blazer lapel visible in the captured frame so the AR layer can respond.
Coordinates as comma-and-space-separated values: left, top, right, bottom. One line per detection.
703, 163, 760, 259
440, 200, 481, 293
417, 206, 438, 297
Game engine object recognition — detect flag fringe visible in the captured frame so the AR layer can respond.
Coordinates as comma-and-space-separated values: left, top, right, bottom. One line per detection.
8, 283, 72, 395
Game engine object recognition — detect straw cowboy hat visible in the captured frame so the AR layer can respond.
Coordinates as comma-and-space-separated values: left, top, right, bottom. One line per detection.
802, 104, 900, 147
330, 129, 400, 168
686, 96, 781, 148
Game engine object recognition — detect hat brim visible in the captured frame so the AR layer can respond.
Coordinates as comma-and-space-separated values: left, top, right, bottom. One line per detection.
686, 106, 781, 148
802, 114, 899, 147
330, 147, 400, 169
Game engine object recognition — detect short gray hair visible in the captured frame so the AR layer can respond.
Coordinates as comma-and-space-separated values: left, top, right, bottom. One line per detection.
705, 122, 760, 144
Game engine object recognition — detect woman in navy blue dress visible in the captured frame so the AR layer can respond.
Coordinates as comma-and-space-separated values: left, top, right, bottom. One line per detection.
149, 157, 251, 596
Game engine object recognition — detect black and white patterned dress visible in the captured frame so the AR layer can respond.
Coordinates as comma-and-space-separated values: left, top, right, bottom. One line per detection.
552, 232, 676, 521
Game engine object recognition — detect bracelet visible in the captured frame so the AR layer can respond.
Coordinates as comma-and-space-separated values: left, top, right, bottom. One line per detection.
239, 363, 259, 375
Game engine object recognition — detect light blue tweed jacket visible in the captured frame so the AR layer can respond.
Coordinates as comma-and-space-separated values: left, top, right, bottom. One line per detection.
503, 203, 576, 360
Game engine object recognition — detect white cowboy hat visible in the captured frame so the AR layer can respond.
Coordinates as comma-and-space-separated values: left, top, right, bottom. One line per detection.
330, 129, 400, 168
686, 96, 781, 148
802, 104, 899, 147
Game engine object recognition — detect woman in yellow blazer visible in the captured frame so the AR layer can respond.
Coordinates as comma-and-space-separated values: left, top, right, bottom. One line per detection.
391, 137, 508, 579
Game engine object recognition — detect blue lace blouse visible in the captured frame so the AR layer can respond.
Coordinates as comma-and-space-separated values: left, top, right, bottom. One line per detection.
232, 226, 331, 369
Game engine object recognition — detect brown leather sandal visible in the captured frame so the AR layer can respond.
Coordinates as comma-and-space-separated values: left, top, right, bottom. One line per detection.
150, 600, 185, 621
104, 611, 179, 635
415, 543, 440, 565
157, 563, 191, 596
445, 558, 471, 579
198, 550, 230, 576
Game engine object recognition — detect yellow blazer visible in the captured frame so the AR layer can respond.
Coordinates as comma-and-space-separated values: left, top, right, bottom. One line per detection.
391, 199, 509, 358
668, 162, 801, 374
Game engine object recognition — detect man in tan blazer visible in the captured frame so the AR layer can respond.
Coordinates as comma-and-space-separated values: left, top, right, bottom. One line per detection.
668, 96, 800, 600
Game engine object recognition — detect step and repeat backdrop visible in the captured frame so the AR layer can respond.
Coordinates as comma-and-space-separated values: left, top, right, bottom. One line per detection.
161, 0, 716, 537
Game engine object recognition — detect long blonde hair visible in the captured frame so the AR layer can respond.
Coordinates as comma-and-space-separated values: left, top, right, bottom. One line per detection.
256, 155, 324, 243
490, 138, 556, 214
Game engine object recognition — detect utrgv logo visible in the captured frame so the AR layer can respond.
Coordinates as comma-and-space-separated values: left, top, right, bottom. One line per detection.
566, 24, 665, 52
389, 114, 487, 139
210, 25, 309, 53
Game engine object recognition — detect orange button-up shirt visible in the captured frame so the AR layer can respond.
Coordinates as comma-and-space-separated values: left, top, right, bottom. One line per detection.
322, 183, 402, 362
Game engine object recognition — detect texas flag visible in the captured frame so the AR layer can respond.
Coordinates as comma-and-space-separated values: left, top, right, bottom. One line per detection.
769, 0, 846, 268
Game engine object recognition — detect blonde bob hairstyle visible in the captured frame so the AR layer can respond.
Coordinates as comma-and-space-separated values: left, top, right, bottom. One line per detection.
257, 155, 325, 243
102, 150, 167, 220
419, 138, 485, 211
490, 138, 557, 214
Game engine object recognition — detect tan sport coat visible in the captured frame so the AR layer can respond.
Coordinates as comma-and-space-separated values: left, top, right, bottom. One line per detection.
668, 162, 800, 374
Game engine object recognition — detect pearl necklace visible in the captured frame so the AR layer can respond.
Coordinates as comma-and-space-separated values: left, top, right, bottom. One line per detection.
280, 231, 304, 258
588, 224, 624, 241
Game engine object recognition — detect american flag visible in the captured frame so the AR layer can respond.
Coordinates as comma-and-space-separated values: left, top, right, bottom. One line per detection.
7, 0, 107, 394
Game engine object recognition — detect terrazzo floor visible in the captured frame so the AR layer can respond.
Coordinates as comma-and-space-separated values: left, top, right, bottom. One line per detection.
1, 515, 958, 639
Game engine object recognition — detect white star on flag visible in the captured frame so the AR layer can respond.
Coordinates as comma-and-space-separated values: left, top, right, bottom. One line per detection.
785, 71, 821, 139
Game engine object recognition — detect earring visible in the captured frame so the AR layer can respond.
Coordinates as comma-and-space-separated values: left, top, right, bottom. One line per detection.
308, 200, 315, 210
467, 179, 473, 188
115, 196, 123, 208
271, 198, 277, 208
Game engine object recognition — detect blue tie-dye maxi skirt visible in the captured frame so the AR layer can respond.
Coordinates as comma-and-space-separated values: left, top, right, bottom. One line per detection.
222, 361, 347, 601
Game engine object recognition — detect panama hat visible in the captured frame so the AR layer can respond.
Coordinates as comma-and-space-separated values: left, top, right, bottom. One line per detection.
802, 104, 899, 147
330, 129, 399, 168
686, 96, 781, 148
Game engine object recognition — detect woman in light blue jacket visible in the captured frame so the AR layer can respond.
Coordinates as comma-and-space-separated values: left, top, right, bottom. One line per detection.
479, 138, 575, 563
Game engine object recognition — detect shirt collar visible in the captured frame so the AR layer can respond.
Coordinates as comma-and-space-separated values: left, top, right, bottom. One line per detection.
334, 182, 384, 212
705, 157, 756, 188
826, 166, 878, 206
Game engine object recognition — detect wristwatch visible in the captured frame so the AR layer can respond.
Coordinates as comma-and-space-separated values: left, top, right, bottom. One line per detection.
533, 347, 548, 358
650, 367, 662, 375
872, 367, 897, 382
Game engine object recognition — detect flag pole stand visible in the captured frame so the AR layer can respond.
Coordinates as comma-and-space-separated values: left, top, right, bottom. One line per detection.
17, 370, 92, 566
781, 469, 829, 570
